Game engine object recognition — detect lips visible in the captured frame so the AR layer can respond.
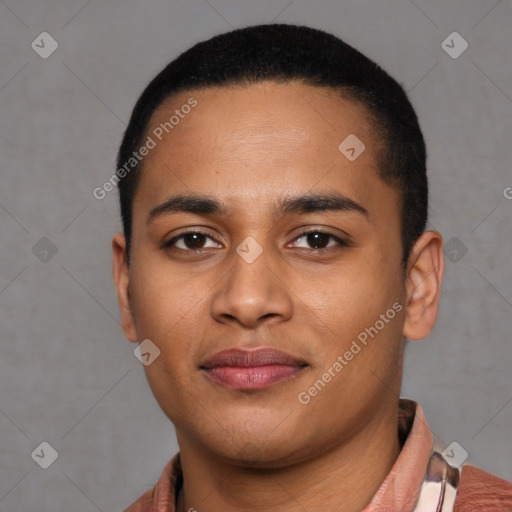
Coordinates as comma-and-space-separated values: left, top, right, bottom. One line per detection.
200, 347, 307, 390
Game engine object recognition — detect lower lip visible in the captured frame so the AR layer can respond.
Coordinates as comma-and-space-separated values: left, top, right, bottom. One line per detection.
202, 364, 304, 390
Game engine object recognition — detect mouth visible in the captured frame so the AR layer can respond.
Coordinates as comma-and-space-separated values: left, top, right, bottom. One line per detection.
200, 347, 308, 390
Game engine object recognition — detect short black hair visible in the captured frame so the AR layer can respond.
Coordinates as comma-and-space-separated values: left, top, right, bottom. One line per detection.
117, 23, 427, 266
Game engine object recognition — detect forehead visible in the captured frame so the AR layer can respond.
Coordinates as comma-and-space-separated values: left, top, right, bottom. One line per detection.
134, 82, 395, 218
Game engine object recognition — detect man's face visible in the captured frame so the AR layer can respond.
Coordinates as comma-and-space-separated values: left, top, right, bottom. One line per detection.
121, 82, 408, 465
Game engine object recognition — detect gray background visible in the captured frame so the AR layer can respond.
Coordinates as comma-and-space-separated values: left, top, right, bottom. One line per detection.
1, 0, 511, 510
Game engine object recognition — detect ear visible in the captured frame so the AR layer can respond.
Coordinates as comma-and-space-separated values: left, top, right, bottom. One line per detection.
403, 230, 445, 341
112, 233, 138, 342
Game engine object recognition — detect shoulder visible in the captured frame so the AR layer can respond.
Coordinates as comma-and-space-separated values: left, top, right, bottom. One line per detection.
454, 464, 512, 511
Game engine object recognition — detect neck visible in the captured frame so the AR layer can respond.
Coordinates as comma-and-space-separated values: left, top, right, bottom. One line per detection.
175, 404, 401, 512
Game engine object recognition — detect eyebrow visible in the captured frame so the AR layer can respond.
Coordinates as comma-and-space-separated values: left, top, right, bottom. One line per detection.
276, 192, 368, 217
147, 192, 368, 224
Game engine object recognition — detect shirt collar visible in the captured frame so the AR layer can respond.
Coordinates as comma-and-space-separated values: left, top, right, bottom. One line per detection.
363, 399, 433, 511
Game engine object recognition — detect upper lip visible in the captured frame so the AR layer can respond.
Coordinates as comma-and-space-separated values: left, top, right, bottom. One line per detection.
200, 347, 307, 369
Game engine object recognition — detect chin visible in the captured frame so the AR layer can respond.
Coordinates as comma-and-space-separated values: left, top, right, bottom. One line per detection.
198, 425, 308, 469
219, 441, 300, 469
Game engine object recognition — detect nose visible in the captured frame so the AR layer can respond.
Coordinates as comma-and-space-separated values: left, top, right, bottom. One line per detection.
210, 241, 293, 328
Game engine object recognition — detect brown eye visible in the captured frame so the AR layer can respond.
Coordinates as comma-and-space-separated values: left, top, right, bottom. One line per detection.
291, 230, 348, 251
162, 231, 222, 252
180, 233, 207, 249
306, 232, 330, 249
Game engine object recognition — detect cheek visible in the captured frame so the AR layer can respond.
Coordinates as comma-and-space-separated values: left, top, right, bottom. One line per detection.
142, 357, 195, 428
129, 256, 205, 338
128, 258, 209, 378
299, 263, 396, 334
136, 303, 202, 420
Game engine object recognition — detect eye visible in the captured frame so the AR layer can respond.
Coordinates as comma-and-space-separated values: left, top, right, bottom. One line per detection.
161, 228, 348, 255
162, 231, 222, 252
290, 230, 348, 251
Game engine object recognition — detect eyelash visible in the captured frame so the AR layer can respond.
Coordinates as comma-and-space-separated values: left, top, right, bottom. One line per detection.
162, 228, 348, 254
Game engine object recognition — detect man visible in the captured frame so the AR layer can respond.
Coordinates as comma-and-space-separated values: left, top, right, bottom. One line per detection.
112, 24, 512, 511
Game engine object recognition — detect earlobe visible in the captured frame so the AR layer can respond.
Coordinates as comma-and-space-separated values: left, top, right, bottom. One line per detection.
112, 233, 138, 342
403, 231, 444, 341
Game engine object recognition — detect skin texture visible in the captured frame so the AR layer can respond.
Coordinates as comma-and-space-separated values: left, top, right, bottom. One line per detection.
112, 82, 444, 512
